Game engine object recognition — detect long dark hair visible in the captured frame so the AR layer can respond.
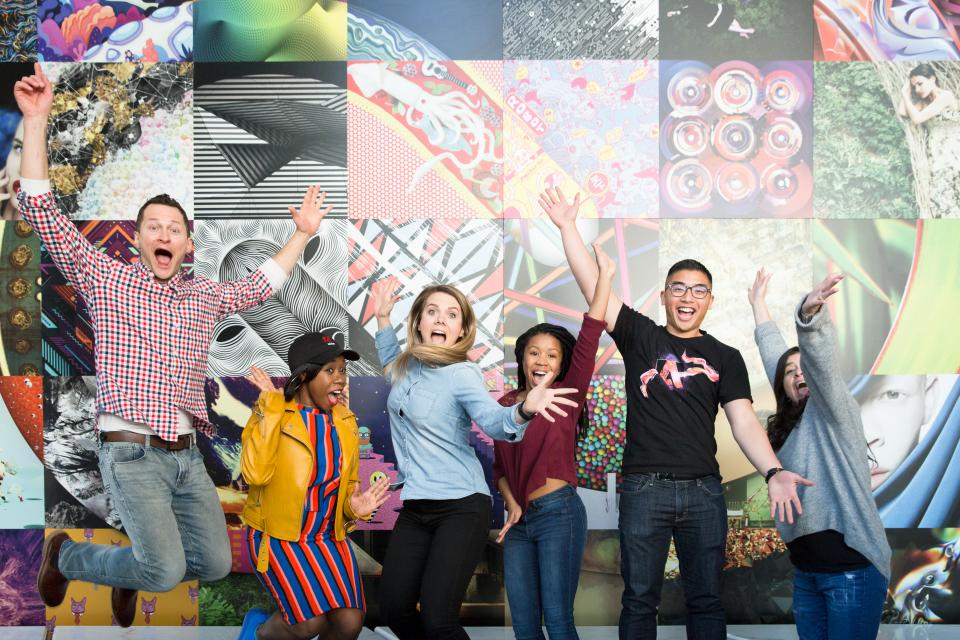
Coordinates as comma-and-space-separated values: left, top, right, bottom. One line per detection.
909, 63, 939, 105
767, 347, 807, 451
514, 323, 588, 438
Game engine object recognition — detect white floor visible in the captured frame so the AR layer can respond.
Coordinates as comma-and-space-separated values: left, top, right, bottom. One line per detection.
12, 625, 957, 639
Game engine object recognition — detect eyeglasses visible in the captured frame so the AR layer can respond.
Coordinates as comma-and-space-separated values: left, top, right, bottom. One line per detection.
666, 283, 711, 299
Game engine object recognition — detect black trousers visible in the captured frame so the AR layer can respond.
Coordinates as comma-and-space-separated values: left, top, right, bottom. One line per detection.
380, 493, 492, 640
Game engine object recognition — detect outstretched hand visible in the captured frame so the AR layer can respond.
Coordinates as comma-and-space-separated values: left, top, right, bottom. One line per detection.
13, 63, 53, 120
801, 273, 843, 317
247, 366, 280, 393
520, 370, 579, 423
372, 276, 400, 322
747, 268, 772, 308
288, 184, 332, 236
349, 476, 391, 518
767, 470, 814, 525
538, 187, 582, 229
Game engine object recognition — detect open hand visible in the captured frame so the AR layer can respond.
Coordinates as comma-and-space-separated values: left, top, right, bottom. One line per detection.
288, 184, 332, 236
747, 268, 772, 308
496, 500, 522, 544
520, 370, 579, 423
538, 186, 582, 229
247, 366, 280, 393
349, 475, 391, 518
13, 63, 53, 120
801, 273, 843, 317
372, 276, 400, 322
767, 470, 814, 525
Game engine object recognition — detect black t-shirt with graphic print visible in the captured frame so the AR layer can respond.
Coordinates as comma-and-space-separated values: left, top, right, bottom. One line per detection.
610, 303, 752, 479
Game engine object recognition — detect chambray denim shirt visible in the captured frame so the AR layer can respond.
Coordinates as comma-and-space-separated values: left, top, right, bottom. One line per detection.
376, 327, 527, 501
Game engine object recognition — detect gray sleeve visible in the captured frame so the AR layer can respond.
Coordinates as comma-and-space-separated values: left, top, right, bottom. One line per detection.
794, 301, 863, 440
754, 320, 790, 388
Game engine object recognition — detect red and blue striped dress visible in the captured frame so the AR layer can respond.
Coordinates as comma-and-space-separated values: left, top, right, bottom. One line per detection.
247, 407, 364, 623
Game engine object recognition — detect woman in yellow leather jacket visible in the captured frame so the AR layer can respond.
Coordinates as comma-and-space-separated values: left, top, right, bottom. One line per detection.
237, 329, 390, 640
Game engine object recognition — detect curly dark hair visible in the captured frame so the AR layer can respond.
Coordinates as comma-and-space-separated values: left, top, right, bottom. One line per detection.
514, 323, 588, 438
766, 347, 807, 451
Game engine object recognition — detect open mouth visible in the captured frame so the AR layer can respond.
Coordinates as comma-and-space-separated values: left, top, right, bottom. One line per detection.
676, 306, 695, 322
429, 329, 447, 344
327, 389, 343, 406
796, 381, 809, 399
154, 248, 173, 270
531, 370, 549, 384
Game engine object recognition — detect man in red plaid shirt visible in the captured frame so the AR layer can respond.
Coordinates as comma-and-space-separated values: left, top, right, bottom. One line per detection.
16, 63, 334, 627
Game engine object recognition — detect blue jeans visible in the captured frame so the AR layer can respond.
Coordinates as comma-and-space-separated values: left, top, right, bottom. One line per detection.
618, 473, 727, 640
793, 564, 887, 639
57, 439, 232, 591
504, 485, 587, 640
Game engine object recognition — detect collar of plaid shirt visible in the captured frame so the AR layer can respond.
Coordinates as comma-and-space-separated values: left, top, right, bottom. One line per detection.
133, 260, 192, 288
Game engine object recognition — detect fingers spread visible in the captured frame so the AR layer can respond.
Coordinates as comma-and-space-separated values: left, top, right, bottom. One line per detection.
542, 405, 568, 419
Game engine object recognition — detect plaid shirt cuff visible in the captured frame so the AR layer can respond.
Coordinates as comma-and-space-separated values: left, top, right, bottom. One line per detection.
19, 178, 52, 196
258, 258, 288, 291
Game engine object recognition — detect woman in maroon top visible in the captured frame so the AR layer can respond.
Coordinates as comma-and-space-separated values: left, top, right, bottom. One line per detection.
493, 244, 614, 640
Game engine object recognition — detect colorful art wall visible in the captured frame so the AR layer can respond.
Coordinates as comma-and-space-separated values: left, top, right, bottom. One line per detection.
0, 0, 958, 632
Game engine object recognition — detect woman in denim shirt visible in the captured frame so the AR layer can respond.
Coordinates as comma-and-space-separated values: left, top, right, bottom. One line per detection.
372, 279, 577, 640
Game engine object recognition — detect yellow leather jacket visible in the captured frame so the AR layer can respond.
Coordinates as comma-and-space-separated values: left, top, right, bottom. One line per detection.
240, 391, 367, 571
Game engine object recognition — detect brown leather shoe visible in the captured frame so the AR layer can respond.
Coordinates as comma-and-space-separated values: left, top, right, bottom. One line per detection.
111, 587, 138, 628
37, 531, 71, 607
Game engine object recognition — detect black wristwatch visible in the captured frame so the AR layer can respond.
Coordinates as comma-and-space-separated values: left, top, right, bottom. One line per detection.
764, 467, 784, 483
517, 404, 537, 422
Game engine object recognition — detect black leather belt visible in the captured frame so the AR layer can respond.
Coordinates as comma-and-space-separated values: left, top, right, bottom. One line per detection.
100, 430, 194, 451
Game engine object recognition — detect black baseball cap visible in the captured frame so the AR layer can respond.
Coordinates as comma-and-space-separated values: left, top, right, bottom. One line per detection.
287, 329, 359, 376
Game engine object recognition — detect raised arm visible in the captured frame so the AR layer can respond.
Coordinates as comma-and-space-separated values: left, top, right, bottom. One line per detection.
794, 273, 861, 433
14, 63, 49, 183
270, 184, 331, 274
215, 185, 335, 318
540, 187, 622, 331
748, 268, 789, 386
372, 276, 401, 369
13, 63, 111, 295
559, 243, 615, 396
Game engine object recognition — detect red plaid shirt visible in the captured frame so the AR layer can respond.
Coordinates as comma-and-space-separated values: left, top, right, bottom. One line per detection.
20, 189, 274, 441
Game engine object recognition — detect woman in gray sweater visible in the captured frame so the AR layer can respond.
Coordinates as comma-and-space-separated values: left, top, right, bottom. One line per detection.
748, 270, 891, 640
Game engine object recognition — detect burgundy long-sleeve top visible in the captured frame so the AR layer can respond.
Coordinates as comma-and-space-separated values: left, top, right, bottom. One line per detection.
493, 314, 605, 511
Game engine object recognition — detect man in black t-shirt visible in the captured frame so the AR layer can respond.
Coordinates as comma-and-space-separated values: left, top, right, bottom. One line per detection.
538, 187, 810, 640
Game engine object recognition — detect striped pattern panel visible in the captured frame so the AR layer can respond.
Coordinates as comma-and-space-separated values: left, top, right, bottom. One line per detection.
195, 75, 347, 218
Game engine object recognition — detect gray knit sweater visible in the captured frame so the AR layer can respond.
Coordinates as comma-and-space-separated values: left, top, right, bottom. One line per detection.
754, 304, 891, 579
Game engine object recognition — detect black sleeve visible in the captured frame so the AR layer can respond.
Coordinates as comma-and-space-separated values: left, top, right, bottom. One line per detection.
719, 345, 753, 406
610, 302, 656, 354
